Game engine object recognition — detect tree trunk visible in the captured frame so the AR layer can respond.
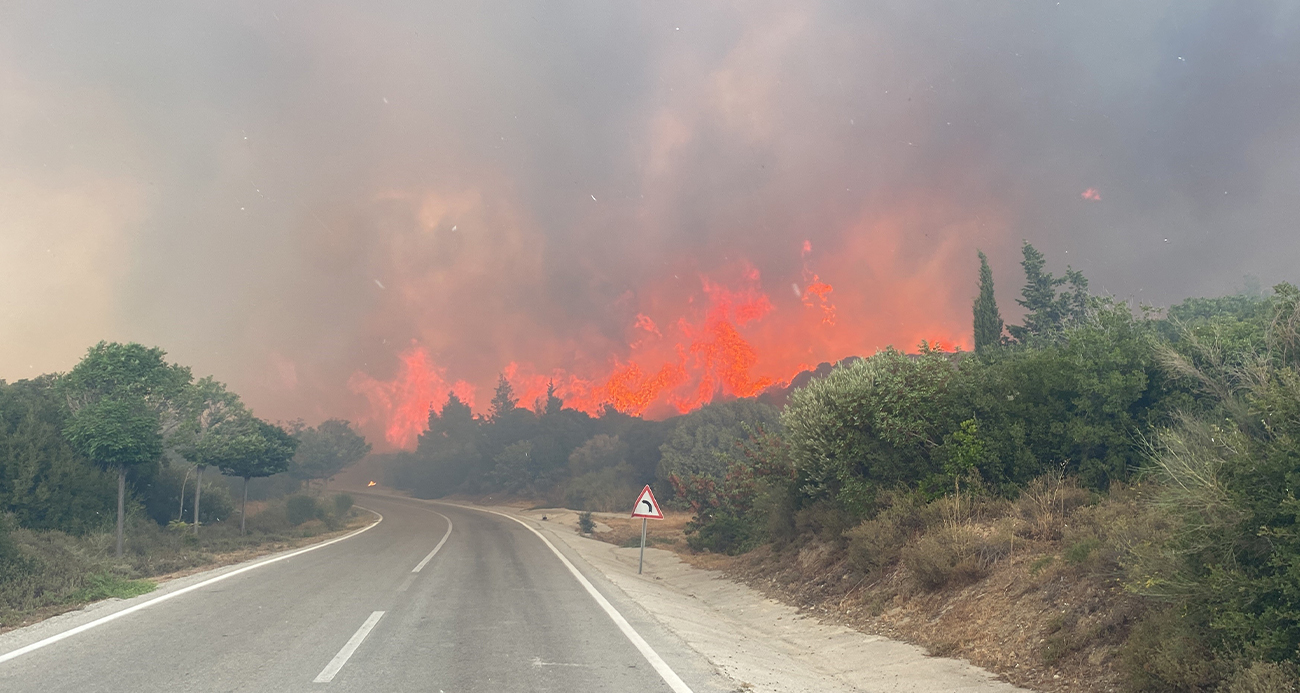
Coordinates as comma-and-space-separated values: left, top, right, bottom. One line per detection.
116, 467, 126, 558
178, 464, 191, 522
240, 477, 250, 535
193, 464, 204, 535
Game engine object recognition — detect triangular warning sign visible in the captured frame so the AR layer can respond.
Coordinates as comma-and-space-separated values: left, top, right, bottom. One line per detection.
630, 485, 664, 519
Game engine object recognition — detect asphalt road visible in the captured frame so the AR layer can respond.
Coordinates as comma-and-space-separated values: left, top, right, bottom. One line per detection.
0, 494, 732, 692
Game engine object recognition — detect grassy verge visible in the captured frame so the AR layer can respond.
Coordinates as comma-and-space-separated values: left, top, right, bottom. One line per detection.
0, 493, 366, 631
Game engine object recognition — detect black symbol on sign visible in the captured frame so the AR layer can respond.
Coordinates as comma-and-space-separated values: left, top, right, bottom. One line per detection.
640, 499, 653, 513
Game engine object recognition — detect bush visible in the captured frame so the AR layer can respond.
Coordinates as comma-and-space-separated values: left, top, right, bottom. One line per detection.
563, 467, 635, 512
285, 495, 318, 526
846, 494, 934, 575
577, 511, 595, 534
793, 501, 856, 545
332, 493, 354, 517
244, 501, 291, 534
1220, 661, 1300, 693
685, 511, 760, 555
902, 524, 1009, 590
1121, 606, 1224, 691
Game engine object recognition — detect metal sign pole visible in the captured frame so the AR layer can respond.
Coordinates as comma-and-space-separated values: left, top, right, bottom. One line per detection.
638, 517, 647, 574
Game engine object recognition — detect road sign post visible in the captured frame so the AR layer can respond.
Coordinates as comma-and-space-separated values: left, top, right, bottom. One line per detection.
630, 485, 664, 575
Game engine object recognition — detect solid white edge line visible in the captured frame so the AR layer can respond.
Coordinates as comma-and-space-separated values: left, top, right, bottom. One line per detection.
0, 507, 384, 666
312, 610, 385, 683
411, 511, 453, 572
446, 504, 695, 693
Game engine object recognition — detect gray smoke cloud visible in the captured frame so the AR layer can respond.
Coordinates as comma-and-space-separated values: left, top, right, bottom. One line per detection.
2, 2, 1298, 444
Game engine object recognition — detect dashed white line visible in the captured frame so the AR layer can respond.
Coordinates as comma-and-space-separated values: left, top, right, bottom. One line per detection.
446, 504, 695, 693
313, 611, 385, 683
0, 508, 384, 666
412, 511, 453, 572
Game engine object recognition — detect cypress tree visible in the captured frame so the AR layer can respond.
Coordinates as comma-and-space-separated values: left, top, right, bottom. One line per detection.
973, 251, 1005, 351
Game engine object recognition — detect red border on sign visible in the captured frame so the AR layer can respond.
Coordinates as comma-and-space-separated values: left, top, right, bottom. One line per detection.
630, 485, 664, 519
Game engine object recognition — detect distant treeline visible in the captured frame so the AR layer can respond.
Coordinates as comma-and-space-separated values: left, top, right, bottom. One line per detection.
0, 346, 371, 547
381, 378, 780, 512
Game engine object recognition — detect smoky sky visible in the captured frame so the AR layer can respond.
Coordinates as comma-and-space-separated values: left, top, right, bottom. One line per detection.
3, 2, 1299, 442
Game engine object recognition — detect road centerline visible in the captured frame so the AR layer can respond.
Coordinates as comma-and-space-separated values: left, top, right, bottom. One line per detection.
313, 611, 386, 683
411, 510, 453, 573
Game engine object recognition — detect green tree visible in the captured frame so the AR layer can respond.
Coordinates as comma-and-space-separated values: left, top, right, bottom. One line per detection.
216, 418, 298, 534
489, 374, 518, 421
658, 400, 779, 483
293, 419, 371, 490
407, 393, 482, 497
569, 434, 628, 476
172, 377, 247, 535
60, 342, 189, 557
1007, 242, 1089, 343
973, 250, 1005, 351
0, 376, 116, 533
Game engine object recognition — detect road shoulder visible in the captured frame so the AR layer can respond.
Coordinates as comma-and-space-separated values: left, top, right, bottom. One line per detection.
518, 506, 1030, 693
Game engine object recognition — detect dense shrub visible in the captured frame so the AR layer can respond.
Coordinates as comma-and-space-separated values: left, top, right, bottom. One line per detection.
285, 495, 317, 526
845, 494, 932, 575
563, 467, 635, 512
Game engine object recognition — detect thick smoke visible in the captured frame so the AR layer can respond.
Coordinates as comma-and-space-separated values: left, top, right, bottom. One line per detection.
2, 2, 1298, 448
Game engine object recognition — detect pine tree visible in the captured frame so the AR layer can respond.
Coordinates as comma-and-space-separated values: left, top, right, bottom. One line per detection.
973, 251, 1005, 351
1007, 241, 1091, 343
543, 381, 563, 416
489, 375, 518, 422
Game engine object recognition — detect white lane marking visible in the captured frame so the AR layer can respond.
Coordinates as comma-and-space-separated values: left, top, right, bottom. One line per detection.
0, 508, 384, 666
396, 574, 417, 593
411, 510, 453, 572
313, 610, 385, 683
446, 504, 695, 693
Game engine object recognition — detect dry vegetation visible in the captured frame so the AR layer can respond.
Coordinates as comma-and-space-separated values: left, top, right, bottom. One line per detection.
590, 479, 1158, 693
0, 494, 367, 633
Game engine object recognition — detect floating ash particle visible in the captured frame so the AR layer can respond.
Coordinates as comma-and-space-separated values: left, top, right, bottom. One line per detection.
374, 279, 386, 289
1081, 188, 1101, 201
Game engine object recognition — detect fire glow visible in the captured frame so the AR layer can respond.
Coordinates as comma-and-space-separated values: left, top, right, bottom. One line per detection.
349, 240, 972, 449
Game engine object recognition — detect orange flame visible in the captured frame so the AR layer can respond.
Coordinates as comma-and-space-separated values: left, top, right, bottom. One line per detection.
351, 238, 972, 449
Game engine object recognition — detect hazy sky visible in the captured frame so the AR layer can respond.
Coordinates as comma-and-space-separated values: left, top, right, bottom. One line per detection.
3, 2, 1298, 446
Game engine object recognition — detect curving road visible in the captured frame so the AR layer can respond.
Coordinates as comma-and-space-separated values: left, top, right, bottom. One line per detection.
0, 494, 733, 692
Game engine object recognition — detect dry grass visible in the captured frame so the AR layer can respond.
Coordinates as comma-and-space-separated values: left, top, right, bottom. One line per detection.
585, 511, 694, 552
576, 481, 1151, 693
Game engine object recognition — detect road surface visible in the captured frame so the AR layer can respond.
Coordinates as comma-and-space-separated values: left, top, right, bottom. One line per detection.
0, 494, 733, 692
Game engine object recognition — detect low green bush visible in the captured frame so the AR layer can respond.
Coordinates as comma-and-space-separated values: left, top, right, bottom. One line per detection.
563, 467, 635, 512
285, 495, 318, 526
332, 493, 354, 517
684, 511, 761, 555
577, 511, 595, 534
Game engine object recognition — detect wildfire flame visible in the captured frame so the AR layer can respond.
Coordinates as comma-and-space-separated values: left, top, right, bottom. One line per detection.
350, 239, 971, 449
